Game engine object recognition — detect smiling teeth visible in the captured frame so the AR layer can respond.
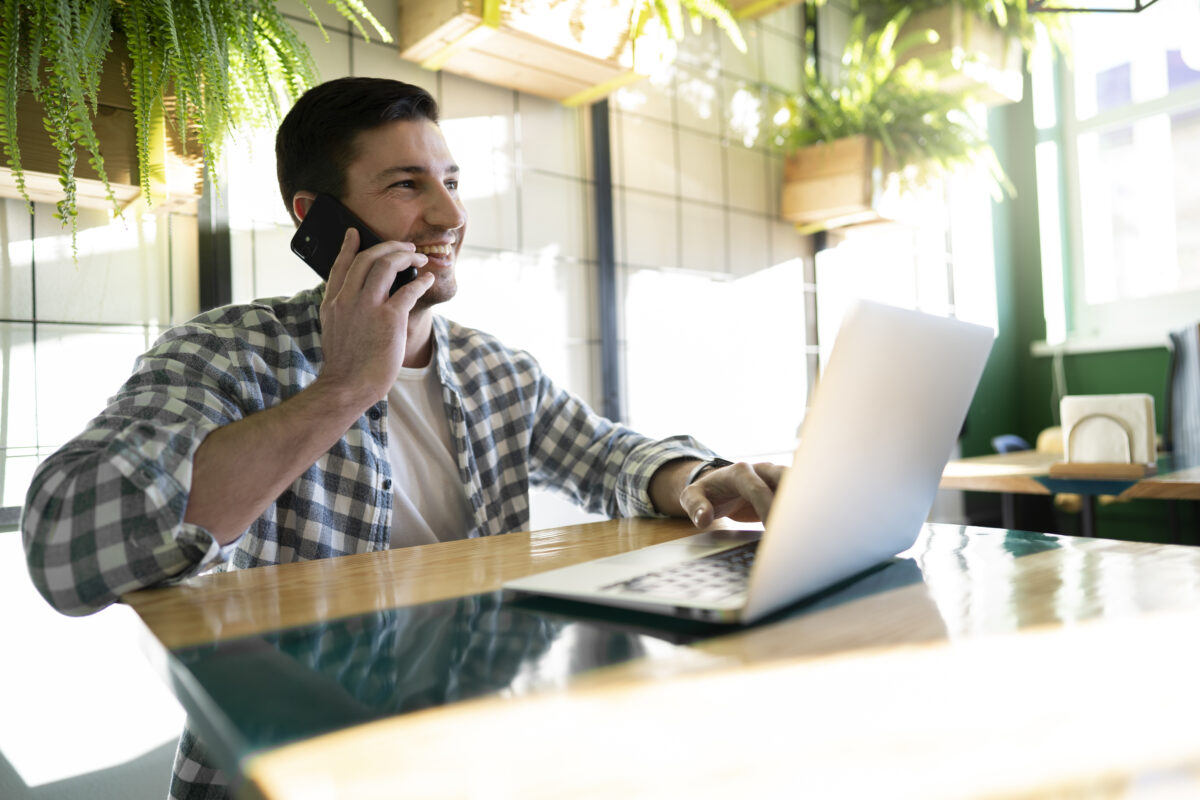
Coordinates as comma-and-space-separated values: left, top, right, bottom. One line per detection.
416, 244, 452, 255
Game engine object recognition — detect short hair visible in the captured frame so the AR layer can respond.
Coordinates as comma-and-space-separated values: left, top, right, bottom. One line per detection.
276, 77, 440, 223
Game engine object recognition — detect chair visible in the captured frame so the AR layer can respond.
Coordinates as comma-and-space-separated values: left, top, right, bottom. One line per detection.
1164, 323, 1200, 543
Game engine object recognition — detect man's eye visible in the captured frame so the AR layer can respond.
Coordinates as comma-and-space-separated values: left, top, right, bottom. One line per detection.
391, 180, 415, 190
445, 180, 458, 191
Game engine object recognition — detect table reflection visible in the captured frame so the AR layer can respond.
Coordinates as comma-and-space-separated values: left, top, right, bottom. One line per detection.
166, 550, 933, 767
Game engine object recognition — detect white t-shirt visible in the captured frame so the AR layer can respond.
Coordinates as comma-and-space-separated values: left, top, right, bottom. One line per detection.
386, 355, 475, 549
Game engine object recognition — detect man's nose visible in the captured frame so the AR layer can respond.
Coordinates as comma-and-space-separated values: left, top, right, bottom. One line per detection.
426, 185, 466, 230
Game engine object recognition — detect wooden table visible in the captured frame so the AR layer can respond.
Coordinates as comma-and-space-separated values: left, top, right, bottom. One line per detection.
941, 451, 1200, 537
125, 519, 1200, 799
942, 451, 1200, 500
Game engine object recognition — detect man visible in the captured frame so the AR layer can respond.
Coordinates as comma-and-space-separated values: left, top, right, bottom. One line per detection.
22, 77, 782, 797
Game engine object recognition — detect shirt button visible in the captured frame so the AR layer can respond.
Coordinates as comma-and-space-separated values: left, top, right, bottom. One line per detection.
368, 408, 381, 421
382, 479, 392, 491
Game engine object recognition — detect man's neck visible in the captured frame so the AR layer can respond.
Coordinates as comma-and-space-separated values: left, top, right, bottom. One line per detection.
403, 309, 435, 368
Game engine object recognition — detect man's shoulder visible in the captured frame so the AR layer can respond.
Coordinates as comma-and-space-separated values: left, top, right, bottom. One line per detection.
441, 317, 537, 368
164, 286, 323, 347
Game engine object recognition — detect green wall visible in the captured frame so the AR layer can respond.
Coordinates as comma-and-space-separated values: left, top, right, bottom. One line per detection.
964, 74, 1186, 544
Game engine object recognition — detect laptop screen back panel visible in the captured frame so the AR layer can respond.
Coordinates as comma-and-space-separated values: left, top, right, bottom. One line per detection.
740, 302, 993, 623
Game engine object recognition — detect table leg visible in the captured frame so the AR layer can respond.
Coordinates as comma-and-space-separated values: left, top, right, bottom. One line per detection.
1080, 495, 1096, 538
1000, 493, 1016, 530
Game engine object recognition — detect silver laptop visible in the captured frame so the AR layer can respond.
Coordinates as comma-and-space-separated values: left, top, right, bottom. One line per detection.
504, 300, 994, 624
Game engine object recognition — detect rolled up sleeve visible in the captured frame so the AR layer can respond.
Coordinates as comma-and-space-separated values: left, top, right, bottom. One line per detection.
21, 326, 248, 616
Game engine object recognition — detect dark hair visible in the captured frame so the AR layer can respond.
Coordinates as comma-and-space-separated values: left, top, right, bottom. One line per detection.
276, 77, 440, 222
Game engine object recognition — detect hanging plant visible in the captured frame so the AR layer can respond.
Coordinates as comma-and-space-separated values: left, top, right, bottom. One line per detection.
858, 0, 1071, 63
0, 0, 390, 242
772, 9, 1013, 199
636, 0, 747, 54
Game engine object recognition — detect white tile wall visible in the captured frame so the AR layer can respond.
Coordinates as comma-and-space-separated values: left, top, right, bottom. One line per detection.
440, 71, 518, 129
676, 129, 725, 203
761, 5, 803, 38
229, 227, 258, 303
517, 94, 589, 179
675, 65, 724, 136
520, 171, 591, 262
455, 167, 521, 253
619, 188, 679, 269
353, 35, 432, 86
33, 323, 160, 449
613, 74, 675, 124
251, 224, 317, 299
728, 210, 773, 278
615, 114, 677, 195
282, 0, 396, 44
170, 212, 201, 321
726, 144, 770, 213
2, 454, 38, 507
33, 204, 172, 326
0, 323, 37, 451
718, 24, 762, 81
771, 217, 811, 267
679, 200, 727, 274
761, 28, 804, 94
447, 250, 595, 348
291, 13, 353, 83
0, 200, 34, 319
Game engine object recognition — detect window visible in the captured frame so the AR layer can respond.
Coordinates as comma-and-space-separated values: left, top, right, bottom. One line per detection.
1035, 1, 1200, 346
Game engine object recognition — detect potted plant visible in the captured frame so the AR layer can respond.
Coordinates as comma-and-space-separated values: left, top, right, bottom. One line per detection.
398, 0, 746, 106
859, 0, 1072, 105
771, 9, 1012, 233
0, 0, 389, 244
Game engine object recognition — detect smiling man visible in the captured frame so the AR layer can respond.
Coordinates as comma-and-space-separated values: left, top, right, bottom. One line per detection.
21, 77, 782, 799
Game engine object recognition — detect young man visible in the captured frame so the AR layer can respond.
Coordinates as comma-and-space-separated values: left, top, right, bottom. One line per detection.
22, 77, 782, 797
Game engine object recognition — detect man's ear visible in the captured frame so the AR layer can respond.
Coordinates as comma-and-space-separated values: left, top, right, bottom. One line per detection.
292, 191, 317, 222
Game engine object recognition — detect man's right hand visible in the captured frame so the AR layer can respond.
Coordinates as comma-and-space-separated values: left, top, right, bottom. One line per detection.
183, 227, 433, 544
315, 227, 436, 410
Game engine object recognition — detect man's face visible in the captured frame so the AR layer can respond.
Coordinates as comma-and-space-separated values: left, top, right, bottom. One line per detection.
340, 118, 467, 307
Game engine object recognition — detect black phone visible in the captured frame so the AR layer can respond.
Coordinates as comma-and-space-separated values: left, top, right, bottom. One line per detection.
289, 193, 418, 294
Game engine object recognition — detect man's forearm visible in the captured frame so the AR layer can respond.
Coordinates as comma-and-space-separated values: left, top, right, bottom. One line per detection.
648, 458, 703, 518
185, 379, 374, 544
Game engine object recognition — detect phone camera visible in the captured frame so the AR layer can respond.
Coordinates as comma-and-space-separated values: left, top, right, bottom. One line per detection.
295, 234, 318, 260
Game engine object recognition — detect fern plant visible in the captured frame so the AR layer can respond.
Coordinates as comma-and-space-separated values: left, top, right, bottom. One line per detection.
0, 0, 389, 241
635, 0, 747, 54
772, 10, 1013, 199
857, 0, 1071, 63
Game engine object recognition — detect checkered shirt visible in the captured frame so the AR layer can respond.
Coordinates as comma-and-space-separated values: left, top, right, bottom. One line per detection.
21, 284, 711, 798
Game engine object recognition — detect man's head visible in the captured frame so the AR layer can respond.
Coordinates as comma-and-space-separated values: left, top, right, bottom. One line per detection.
276, 77, 467, 307
276, 77, 440, 221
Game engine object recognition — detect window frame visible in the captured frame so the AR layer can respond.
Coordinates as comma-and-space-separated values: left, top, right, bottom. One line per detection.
1039, 15, 1200, 348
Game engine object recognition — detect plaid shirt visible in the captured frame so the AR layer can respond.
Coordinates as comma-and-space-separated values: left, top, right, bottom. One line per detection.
22, 284, 711, 797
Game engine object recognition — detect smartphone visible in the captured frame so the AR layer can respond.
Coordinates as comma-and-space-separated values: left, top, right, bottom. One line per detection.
289, 193, 418, 294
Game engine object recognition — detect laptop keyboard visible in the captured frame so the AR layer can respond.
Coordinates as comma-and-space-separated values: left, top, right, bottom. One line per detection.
600, 541, 759, 603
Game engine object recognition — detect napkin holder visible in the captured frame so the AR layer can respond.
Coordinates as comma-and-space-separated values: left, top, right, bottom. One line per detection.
1050, 394, 1157, 481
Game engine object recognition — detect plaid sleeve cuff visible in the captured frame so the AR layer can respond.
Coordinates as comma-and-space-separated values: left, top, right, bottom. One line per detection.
616, 435, 717, 518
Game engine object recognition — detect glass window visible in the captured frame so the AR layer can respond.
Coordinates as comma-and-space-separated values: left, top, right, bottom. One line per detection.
1037, 0, 1200, 343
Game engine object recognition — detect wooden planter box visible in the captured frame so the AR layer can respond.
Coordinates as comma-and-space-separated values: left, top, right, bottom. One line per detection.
781, 135, 902, 233
902, 6, 1023, 106
398, 0, 670, 106
0, 37, 203, 213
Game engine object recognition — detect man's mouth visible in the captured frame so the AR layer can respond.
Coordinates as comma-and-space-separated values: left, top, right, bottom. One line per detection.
415, 243, 454, 256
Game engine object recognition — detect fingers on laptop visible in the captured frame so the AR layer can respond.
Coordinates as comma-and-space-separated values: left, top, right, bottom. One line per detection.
684, 461, 780, 527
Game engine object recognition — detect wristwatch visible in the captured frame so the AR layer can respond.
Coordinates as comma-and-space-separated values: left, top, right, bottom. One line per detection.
687, 457, 734, 485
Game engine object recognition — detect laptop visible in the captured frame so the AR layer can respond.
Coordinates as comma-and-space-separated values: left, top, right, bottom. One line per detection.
504, 300, 994, 624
